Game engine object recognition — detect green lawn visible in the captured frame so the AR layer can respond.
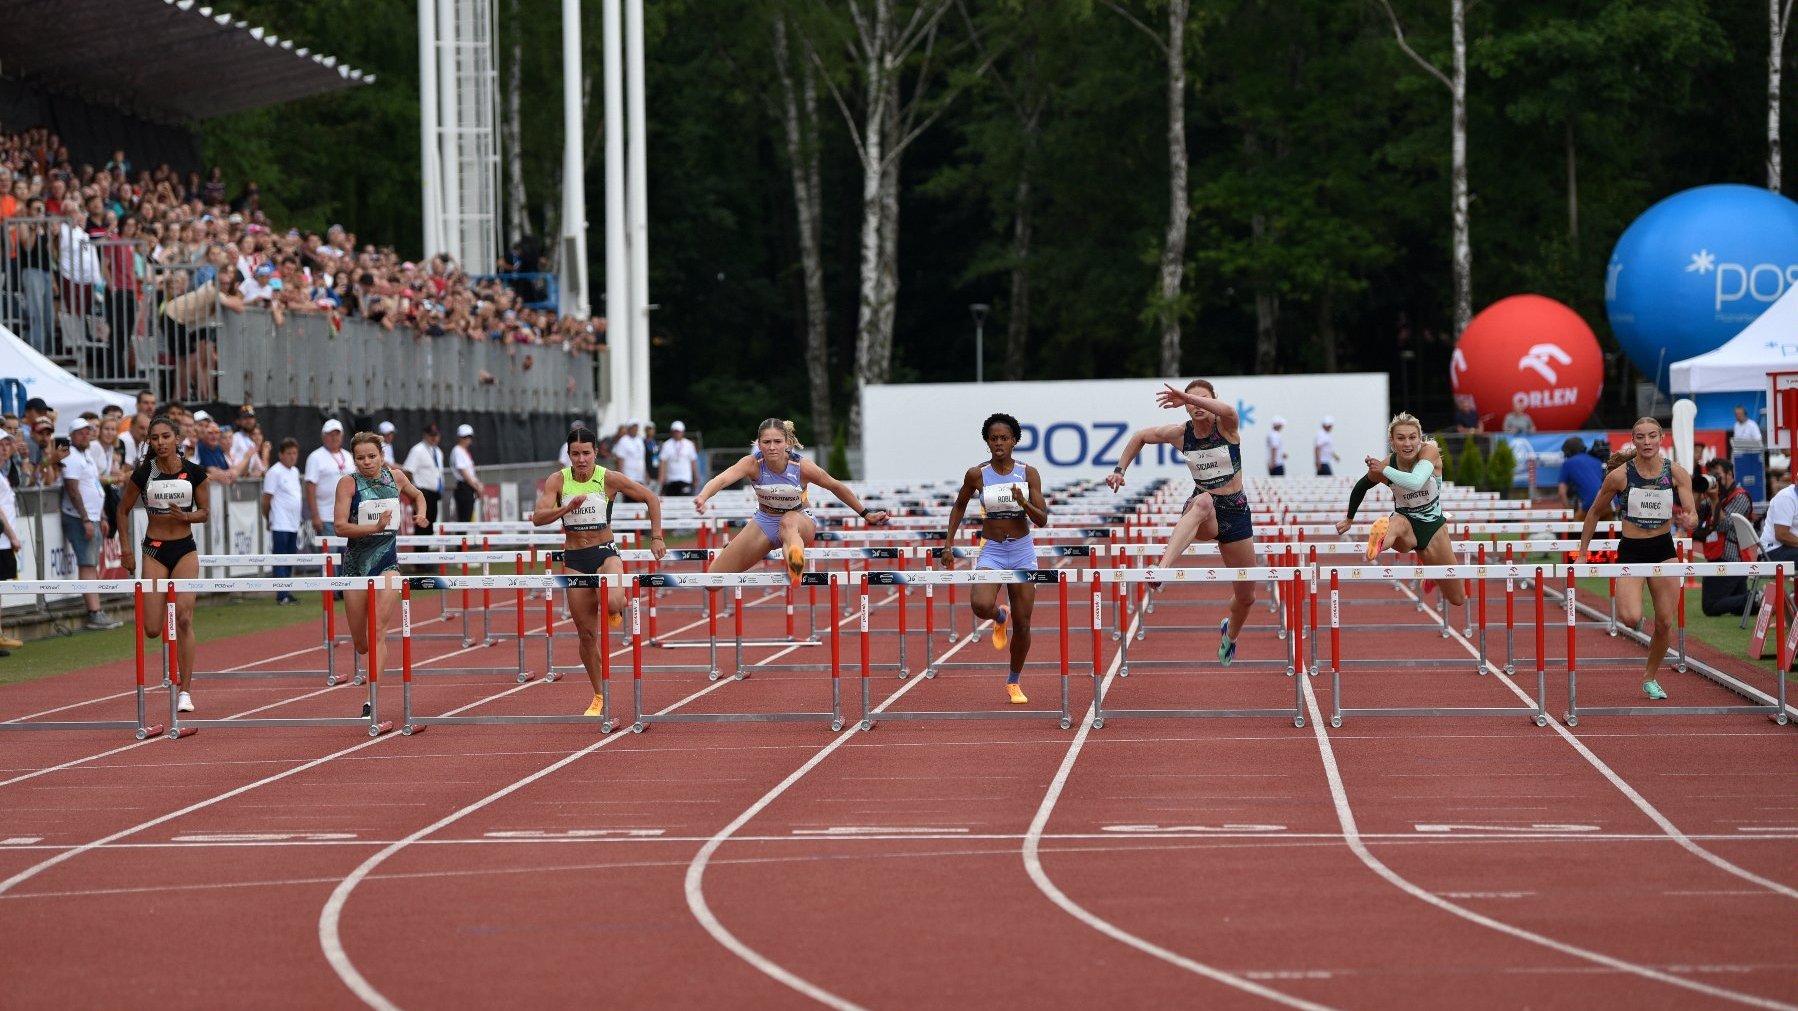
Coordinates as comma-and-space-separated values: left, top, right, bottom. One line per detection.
0, 596, 321, 686
1570, 575, 1798, 686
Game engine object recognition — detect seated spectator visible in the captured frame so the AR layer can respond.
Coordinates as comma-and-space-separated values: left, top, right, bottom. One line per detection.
1698, 458, 1758, 616
1501, 394, 1536, 435
1761, 473, 1798, 565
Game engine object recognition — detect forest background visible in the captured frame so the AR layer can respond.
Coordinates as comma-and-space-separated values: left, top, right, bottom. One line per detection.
200, 0, 1794, 448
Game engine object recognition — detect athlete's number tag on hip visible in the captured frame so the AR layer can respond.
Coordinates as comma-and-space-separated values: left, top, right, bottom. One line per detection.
358, 500, 401, 531
1628, 487, 1673, 523
1186, 445, 1233, 484
146, 479, 193, 511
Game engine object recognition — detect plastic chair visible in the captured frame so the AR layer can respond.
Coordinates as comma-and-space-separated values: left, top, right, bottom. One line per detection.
1730, 513, 1768, 628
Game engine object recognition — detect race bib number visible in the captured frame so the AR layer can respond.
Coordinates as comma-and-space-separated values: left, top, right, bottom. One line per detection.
146, 479, 192, 511
357, 499, 401, 531
1184, 445, 1233, 484
1628, 487, 1673, 523
982, 484, 1023, 513
563, 496, 605, 528
756, 483, 804, 511
1394, 481, 1437, 512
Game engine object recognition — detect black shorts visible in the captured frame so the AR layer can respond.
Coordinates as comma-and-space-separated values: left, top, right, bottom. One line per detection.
562, 542, 621, 575
142, 536, 198, 570
1616, 532, 1677, 567
0, 548, 16, 581
1190, 488, 1256, 545
661, 481, 692, 497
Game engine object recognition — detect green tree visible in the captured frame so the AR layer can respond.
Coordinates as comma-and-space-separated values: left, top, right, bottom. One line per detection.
1485, 438, 1518, 495
1455, 438, 1486, 490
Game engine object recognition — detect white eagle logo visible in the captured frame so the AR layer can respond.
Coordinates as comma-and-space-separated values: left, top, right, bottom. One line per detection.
1518, 343, 1573, 384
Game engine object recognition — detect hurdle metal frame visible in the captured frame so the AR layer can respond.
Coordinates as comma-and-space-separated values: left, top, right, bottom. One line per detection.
1562, 562, 1794, 726
630, 571, 847, 732
0, 581, 169, 739
857, 569, 1080, 729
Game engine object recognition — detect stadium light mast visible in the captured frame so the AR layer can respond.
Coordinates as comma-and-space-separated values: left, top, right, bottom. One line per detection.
560, 0, 592, 325
626, 0, 651, 425
418, 1, 443, 257
601, 0, 633, 427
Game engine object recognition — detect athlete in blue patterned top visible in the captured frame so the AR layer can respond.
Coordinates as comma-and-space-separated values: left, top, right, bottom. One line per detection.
334, 431, 429, 713
1576, 417, 1696, 701
940, 413, 1049, 704
694, 418, 890, 581
1107, 380, 1259, 666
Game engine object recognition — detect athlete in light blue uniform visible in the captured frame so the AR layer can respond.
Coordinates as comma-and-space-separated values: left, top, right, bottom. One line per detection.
942, 413, 1048, 703
694, 418, 890, 581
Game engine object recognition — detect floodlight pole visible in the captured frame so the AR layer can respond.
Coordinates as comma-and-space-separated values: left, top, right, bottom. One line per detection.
625, 0, 651, 423
419, 0, 443, 257
601, 0, 631, 426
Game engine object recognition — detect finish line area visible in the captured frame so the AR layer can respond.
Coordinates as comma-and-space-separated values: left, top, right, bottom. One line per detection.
2, 477, 1794, 1009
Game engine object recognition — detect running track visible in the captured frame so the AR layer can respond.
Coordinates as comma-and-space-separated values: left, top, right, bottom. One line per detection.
1, 572, 1794, 1009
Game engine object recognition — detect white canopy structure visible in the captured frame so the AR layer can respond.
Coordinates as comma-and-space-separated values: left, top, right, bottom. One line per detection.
0, 324, 135, 428
1670, 284, 1798, 394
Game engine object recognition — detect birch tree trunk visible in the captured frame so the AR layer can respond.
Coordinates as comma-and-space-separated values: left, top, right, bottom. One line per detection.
1158, 0, 1190, 375
772, 14, 834, 447
503, 0, 528, 243
1772, 0, 1795, 192
1005, 164, 1033, 381
1565, 119, 1579, 244
846, 0, 894, 448
1377, 0, 1471, 335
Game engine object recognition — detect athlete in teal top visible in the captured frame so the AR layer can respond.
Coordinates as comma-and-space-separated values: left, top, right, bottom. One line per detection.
334, 431, 429, 717
1337, 412, 1466, 608
532, 426, 666, 718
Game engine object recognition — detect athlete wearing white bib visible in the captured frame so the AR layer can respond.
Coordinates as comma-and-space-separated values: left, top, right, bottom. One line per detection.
1338, 413, 1464, 608
116, 415, 211, 714
1576, 418, 1696, 701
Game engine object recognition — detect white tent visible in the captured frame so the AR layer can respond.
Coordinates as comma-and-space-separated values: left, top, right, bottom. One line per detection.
1670, 283, 1798, 393
0, 323, 136, 430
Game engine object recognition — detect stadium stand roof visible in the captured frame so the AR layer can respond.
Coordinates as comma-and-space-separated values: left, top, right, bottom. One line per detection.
0, 0, 374, 123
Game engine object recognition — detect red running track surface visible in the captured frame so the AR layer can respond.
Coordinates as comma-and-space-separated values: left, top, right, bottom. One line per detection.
0, 570, 1793, 1009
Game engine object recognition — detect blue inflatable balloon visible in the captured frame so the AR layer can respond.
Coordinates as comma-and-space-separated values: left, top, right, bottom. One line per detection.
1605, 184, 1798, 389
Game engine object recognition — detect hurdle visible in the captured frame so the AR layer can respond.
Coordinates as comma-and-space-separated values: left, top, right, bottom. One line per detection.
630, 571, 846, 732
855, 569, 1081, 729
0, 581, 169, 740
1562, 561, 1794, 726
401, 576, 621, 735
1321, 563, 1550, 727
1092, 566, 1307, 728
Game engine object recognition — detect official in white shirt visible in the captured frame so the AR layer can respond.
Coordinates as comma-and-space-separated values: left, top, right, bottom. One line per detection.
613, 418, 647, 483
304, 419, 353, 535
1733, 405, 1764, 450
262, 438, 304, 603
1314, 416, 1339, 476
659, 420, 699, 495
0, 432, 23, 651
377, 420, 398, 464
1265, 416, 1286, 476
451, 423, 484, 522
1760, 476, 1798, 562
401, 423, 446, 535
61, 419, 119, 628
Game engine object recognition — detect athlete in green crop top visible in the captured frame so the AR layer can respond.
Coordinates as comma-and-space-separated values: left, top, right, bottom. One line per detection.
531, 426, 667, 716
1336, 412, 1466, 607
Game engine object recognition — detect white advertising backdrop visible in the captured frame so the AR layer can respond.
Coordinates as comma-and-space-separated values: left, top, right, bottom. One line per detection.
862, 374, 1392, 482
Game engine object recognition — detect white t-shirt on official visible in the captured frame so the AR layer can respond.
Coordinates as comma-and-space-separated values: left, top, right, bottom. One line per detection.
264, 461, 303, 532
451, 444, 477, 485
0, 470, 16, 549
614, 435, 646, 482
1314, 429, 1334, 468
404, 441, 444, 494
660, 437, 698, 484
1761, 486, 1797, 554
382, 441, 395, 465
1265, 430, 1285, 469
304, 445, 353, 525
61, 448, 102, 521
1734, 419, 1764, 446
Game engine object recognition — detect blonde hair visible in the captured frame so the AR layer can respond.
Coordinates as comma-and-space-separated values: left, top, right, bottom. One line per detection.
1605, 445, 1639, 471
756, 418, 804, 452
1386, 411, 1428, 445
349, 431, 384, 453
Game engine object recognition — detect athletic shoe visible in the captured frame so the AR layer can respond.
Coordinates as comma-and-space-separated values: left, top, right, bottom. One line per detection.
1006, 683, 1028, 705
1363, 517, 1390, 561
609, 610, 623, 630
86, 611, 122, 631
991, 605, 1010, 651
177, 692, 195, 713
1146, 579, 1164, 591
361, 702, 373, 718
1421, 579, 1438, 597
1217, 619, 1236, 666
1643, 679, 1667, 700
583, 694, 606, 717
786, 544, 805, 584
275, 596, 299, 606
0, 635, 21, 649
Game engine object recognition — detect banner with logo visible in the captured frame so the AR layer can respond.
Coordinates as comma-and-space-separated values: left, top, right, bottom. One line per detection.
1498, 430, 1730, 489
0, 323, 135, 427
862, 374, 1391, 482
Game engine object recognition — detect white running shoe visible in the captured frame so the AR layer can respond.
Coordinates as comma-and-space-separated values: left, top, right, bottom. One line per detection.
177, 691, 195, 713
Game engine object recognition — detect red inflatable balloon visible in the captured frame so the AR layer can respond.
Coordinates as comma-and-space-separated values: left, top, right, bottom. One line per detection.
1449, 294, 1604, 431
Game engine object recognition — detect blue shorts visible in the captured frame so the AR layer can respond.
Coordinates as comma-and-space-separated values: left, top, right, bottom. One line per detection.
976, 535, 1038, 571
752, 508, 811, 544
1192, 489, 1256, 545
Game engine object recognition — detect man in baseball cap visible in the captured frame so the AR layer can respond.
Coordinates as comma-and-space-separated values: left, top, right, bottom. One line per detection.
1266, 416, 1287, 476
377, 420, 397, 464
452, 424, 483, 522
305, 420, 349, 535
1315, 416, 1338, 476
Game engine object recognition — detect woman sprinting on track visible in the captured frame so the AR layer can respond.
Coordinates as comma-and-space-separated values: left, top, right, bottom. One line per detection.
1107, 380, 1258, 666
335, 431, 430, 715
693, 419, 889, 581
532, 425, 666, 717
1576, 417, 1696, 700
117, 415, 208, 713
940, 413, 1049, 704
1336, 412, 1467, 608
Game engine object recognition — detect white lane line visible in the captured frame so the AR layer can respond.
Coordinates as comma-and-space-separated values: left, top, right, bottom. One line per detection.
1407, 588, 1798, 902
1021, 608, 1339, 1011
1299, 676, 1795, 1010
317, 591, 786, 1011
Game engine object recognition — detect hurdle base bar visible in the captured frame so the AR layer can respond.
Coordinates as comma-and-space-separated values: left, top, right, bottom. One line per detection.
0, 719, 166, 738
630, 679, 843, 732
1330, 706, 1548, 728
862, 707, 1072, 730
405, 714, 617, 734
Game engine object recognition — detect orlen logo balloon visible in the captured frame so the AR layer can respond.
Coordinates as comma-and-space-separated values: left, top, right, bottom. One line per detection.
1606, 183, 1798, 387
1450, 294, 1603, 431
